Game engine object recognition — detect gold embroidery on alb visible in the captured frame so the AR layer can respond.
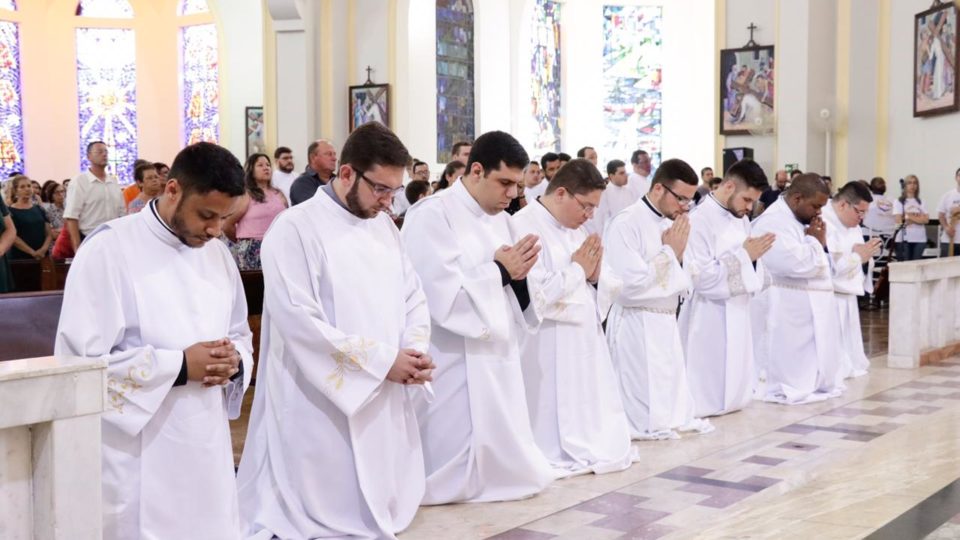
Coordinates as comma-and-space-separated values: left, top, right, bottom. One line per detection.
328, 337, 373, 390
653, 252, 671, 289
107, 361, 153, 414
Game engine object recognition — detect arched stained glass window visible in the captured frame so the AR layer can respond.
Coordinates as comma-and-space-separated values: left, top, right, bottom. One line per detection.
76, 28, 138, 181
76, 0, 134, 18
436, 0, 474, 162
177, 0, 210, 16
529, 0, 561, 154
179, 23, 219, 145
0, 1, 16, 12
0, 20, 24, 176
601, 5, 662, 166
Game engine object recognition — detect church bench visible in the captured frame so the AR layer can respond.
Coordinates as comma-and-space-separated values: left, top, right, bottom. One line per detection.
8, 258, 71, 293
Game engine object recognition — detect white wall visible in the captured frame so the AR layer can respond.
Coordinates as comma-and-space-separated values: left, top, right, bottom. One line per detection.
217, 0, 264, 160
886, 0, 960, 203
393, 0, 437, 164
843, 0, 880, 182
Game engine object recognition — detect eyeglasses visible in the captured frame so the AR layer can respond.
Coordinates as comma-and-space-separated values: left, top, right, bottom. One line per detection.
849, 203, 867, 217
571, 195, 598, 216
353, 167, 404, 199
662, 183, 693, 206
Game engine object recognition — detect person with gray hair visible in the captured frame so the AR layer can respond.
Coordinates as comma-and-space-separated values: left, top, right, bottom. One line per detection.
289, 139, 338, 205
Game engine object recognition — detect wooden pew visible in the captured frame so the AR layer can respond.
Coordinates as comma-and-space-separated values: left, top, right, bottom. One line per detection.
8, 258, 71, 293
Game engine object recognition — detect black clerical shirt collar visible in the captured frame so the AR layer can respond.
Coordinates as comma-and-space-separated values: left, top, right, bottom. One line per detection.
149, 198, 178, 237
641, 195, 664, 218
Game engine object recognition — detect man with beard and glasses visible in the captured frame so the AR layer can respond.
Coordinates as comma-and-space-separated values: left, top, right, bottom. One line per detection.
602, 158, 714, 440
679, 159, 774, 418
55, 142, 253, 539
750, 173, 842, 404
237, 122, 435, 540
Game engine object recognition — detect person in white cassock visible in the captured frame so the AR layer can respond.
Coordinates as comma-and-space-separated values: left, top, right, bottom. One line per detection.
602, 159, 713, 440
750, 174, 843, 404
55, 143, 252, 540
401, 131, 555, 504
512, 159, 635, 475
583, 159, 639, 236
822, 181, 882, 379
236, 123, 435, 540
679, 159, 774, 418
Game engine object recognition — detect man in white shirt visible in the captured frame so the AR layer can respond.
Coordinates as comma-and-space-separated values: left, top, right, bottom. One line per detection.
627, 149, 652, 200
271, 146, 297, 202
937, 168, 960, 256
63, 140, 125, 252
56, 142, 252, 539
527, 152, 560, 202
822, 181, 882, 380
583, 159, 638, 236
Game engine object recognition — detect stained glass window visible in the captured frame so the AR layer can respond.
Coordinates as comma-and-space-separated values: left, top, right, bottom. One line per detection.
436, 0, 474, 162
177, 0, 209, 16
180, 24, 219, 146
529, 0, 561, 154
0, 1, 15, 12
76, 28, 137, 183
0, 21, 23, 177
76, 0, 134, 18
601, 6, 662, 166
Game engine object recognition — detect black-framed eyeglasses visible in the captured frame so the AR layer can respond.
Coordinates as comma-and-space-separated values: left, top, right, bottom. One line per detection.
571, 195, 598, 216
353, 167, 404, 199
662, 183, 693, 206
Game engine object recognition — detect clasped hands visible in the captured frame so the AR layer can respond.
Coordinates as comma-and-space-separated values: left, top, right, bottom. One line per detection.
184, 338, 241, 388
388, 349, 435, 385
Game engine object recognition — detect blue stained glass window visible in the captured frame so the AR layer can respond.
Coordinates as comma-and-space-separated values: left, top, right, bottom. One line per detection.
76, 0, 134, 18
436, 0, 474, 162
0, 21, 23, 177
601, 5, 662, 166
177, 0, 210, 16
530, 0, 562, 154
180, 24, 219, 146
76, 28, 138, 183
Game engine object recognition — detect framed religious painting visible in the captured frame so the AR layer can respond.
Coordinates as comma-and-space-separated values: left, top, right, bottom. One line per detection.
914, 1, 959, 117
348, 84, 390, 132
719, 45, 775, 135
245, 106, 265, 158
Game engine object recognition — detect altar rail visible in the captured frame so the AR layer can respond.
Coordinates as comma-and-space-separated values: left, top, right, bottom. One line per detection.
888, 257, 960, 368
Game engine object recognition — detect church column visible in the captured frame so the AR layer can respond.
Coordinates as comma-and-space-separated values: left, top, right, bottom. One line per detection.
265, 0, 312, 159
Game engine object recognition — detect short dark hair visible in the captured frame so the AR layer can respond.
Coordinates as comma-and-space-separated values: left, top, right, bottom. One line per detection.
443, 160, 465, 180
86, 140, 105, 155
724, 159, 769, 191
451, 141, 472, 156
41, 180, 58, 203
558, 152, 572, 162
546, 159, 606, 196
540, 152, 560, 170
787, 173, 831, 199
651, 158, 698, 187
528, 160, 540, 168
836, 180, 873, 205
412, 161, 429, 173
576, 146, 594, 158
869, 176, 886, 195
153, 162, 169, 172
133, 158, 151, 170
700, 166, 713, 176
405, 180, 431, 204
467, 131, 529, 175
789, 169, 803, 178
169, 142, 245, 197
630, 149, 649, 165
274, 146, 292, 160
134, 162, 157, 183
340, 122, 411, 172
606, 159, 625, 176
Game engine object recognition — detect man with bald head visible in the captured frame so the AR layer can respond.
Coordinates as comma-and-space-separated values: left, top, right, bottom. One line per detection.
750, 173, 843, 404
290, 139, 338, 205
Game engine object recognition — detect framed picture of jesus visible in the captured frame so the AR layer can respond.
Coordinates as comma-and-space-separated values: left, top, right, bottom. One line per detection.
914, 2, 959, 117
348, 84, 390, 132
718, 45, 775, 135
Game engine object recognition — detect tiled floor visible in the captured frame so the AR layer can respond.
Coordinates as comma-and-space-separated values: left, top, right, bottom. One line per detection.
229, 306, 960, 539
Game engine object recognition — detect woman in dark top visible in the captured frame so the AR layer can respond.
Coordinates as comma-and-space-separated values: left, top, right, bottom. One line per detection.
0, 196, 15, 292
6, 175, 52, 260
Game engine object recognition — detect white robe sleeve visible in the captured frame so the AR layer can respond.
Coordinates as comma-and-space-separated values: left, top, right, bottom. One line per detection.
602, 219, 689, 306
54, 230, 183, 437
402, 203, 517, 341
398, 245, 432, 354
223, 258, 254, 420
260, 223, 397, 418
529, 255, 587, 323
755, 224, 829, 279
685, 224, 761, 301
